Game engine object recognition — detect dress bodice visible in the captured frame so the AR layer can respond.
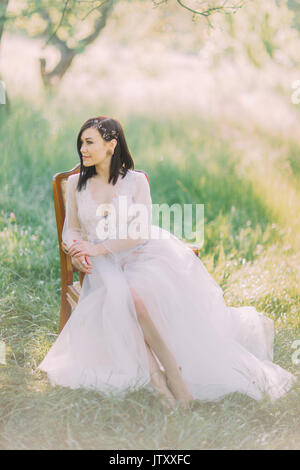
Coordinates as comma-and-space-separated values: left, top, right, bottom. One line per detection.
62, 168, 153, 254
76, 170, 138, 244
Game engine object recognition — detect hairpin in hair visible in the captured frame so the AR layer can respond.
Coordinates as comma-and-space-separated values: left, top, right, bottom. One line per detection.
91, 119, 119, 140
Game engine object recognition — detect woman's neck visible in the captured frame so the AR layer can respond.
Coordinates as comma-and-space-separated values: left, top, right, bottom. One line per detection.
94, 156, 112, 182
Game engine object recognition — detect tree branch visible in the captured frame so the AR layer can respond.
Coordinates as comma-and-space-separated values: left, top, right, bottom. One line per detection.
33, 7, 73, 55
36, 0, 117, 89
80, 0, 108, 21
0, 0, 9, 43
78, 0, 116, 48
44, 0, 71, 46
175, 0, 245, 17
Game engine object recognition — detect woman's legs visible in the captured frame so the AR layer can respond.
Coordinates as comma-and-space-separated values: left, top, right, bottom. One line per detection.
130, 287, 194, 405
144, 341, 177, 408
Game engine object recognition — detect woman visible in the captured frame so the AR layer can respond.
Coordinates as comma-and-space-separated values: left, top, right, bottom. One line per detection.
37, 116, 297, 409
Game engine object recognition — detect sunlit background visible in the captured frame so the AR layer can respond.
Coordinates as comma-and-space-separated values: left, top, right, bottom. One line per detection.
0, 0, 299, 450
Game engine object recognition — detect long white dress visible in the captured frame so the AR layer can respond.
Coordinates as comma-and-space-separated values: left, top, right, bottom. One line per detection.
37, 169, 297, 402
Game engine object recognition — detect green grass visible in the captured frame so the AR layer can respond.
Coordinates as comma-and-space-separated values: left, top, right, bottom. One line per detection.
0, 97, 299, 449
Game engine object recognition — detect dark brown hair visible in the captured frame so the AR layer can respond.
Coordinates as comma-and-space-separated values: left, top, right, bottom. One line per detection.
76, 116, 135, 191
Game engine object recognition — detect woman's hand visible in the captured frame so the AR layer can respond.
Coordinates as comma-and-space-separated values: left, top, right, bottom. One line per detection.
68, 240, 102, 258
71, 254, 93, 274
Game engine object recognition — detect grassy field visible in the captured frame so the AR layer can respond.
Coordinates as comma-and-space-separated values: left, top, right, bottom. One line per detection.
0, 98, 299, 450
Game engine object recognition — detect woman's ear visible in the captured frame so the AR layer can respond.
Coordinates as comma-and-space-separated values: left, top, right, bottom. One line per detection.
111, 138, 117, 151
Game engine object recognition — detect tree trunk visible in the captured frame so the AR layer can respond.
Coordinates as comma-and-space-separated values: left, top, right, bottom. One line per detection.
38, 0, 116, 92
0, 0, 10, 115
0, 0, 9, 44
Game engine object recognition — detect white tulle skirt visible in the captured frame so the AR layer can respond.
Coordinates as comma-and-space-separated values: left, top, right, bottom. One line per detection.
37, 226, 297, 402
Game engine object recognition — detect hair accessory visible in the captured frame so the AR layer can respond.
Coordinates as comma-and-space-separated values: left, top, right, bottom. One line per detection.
91, 119, 119, 140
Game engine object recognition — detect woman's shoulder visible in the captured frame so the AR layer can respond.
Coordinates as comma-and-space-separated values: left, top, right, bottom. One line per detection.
69, 173, 80, 181
128, 169, 148, 182
122, 169, 140, 183
66, 173, 80, 191
126, 170, 149, 189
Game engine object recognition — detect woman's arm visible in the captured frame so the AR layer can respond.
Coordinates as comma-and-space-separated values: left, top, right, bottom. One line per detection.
67, 172, 152, 259
62, 174, 84, 251
99, 171, 152, 255
62, 175, 93, 272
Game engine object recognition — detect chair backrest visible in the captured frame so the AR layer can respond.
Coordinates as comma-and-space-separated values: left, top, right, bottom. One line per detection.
52, 165, 150, 286
53, 164, 81, 286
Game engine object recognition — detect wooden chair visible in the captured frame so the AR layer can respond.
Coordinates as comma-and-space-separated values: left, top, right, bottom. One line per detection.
53, 164, 200, 333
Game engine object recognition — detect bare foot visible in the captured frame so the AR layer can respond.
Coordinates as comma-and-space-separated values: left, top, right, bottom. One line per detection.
176, 399, 194, 411
165, 366, 194, 406
160, 394, 177, 410
150, 369, 177, 409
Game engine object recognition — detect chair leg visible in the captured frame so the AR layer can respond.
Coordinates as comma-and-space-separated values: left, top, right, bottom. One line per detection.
58, 292, 72, 334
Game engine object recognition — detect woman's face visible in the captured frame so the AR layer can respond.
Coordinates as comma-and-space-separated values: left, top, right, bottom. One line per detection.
80, 127, 116, 168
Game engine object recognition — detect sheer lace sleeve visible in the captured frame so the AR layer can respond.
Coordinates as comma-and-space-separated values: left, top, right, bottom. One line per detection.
101, 172, 152, 255
62, 174, 84, 250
